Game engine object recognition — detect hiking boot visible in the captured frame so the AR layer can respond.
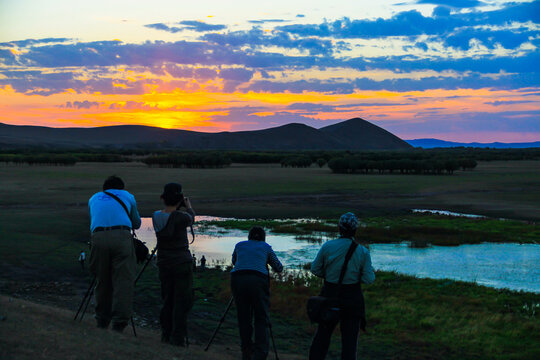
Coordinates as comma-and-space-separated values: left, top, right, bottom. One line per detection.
169, 337, 185, 347
96, 318, 110, 329
111, 323, 127, 333
161, 333, 170, 344
241, 344, 253, 360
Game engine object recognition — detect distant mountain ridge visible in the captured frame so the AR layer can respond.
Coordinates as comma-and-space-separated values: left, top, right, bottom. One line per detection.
0, 118, 412, 150
407, 138, 540, 149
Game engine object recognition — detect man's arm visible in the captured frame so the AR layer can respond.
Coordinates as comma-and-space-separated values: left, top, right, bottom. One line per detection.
129, 198, 142, 229
361, 249, 375, 284
267, 247, 283, 273
178, 197, 195, 226
232, 246, 237, 265
184, 197, 195, 224
310, 245, 326, 278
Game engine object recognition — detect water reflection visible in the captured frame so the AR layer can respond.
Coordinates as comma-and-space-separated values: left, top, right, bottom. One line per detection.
136, 217, 540, 293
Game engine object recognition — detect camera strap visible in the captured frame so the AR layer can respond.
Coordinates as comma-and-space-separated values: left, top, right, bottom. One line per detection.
337, 239, 359, 289
103, 191, 135, 235
189, 224, 195, 244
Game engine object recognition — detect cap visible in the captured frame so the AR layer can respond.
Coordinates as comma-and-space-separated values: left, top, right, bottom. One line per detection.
162, 182, 182, 197
339, 212, 358, 231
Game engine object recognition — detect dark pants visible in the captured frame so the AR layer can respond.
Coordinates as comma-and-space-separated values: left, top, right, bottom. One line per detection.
159, 262, 193, 344
89, 229, 136, 328
309, 282, 365, 360
231, 272, 270, 360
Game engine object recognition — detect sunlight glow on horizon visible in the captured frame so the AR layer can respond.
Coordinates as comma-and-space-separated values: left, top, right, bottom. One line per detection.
1, 0, 538, 142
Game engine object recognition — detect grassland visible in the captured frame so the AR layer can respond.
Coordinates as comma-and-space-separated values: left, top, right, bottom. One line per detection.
0, 160, 538, 359
118, 265, 537, 359
2, 266, 538, 360
0, 160, 538, 271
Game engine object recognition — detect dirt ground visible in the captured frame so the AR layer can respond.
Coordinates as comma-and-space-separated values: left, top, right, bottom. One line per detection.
0, 295, 277, 360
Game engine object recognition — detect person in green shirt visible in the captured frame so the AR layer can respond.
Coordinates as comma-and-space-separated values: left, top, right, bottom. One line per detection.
309, 212, 375, 360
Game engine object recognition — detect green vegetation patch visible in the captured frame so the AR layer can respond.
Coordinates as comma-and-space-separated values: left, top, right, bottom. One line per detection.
200, 213, 539, 245
157, 268, 539, 360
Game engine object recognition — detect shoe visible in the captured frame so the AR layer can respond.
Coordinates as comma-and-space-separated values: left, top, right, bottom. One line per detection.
169, 337, 185, 347
96, 319, 110, 329
161, 333, 170, 343
241, 344, 253, 360
111, 323, 127, 333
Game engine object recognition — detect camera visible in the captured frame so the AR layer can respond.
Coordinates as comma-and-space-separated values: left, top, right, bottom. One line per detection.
177, 194, 187, 209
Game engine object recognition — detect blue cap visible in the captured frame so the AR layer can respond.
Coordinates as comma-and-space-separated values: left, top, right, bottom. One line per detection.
339, 212, 358, 230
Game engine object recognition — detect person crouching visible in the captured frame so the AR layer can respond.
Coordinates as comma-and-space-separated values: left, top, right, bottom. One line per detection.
152, 183, 195, 346
231, 226, 283, 360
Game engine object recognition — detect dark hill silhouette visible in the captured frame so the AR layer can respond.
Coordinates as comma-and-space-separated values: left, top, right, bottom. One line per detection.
320, 118, 411, 150
0, 118, 412, 150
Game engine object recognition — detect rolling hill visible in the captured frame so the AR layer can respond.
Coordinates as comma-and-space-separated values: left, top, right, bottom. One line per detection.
0, 118, 412, 150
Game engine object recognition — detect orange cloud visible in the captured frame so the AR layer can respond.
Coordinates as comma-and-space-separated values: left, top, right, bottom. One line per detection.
1, 84, 539, 142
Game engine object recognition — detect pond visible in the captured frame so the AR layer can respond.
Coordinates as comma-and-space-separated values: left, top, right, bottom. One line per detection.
136, 217, 540, 293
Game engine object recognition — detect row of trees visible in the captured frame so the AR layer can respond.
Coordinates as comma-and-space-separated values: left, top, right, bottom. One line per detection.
0, 153, 130, 165
1, 147, 538, 164
280, 156, 314, 168
0, 154, 77, 166
327, 156, 477, 175
142, 153, 231, 168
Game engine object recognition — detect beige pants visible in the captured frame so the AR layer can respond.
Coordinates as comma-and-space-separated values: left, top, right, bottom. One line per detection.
89, 229, 136, 327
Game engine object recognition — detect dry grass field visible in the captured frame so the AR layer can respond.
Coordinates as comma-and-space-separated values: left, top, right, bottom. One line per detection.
0, 160, 538, 359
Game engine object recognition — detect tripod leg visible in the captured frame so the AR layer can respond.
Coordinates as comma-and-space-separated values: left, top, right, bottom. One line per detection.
131, 316, 137, 337
74, 275, 96, 321
80, 285, 95, 322
134, 246, 158, 286
204, 297, 234, 351
268, 320, 279, 360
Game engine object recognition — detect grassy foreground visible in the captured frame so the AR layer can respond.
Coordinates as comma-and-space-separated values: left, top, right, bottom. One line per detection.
1, 268, 538, 360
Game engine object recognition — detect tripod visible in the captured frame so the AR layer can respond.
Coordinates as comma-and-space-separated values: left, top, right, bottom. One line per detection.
205, 296, 279, 360
74, 245, 158, 337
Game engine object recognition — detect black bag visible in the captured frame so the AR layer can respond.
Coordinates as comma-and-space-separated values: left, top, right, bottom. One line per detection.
307, 296, 340, 324
132, 235, 149, 264
307, 240, 358, 324
104, 191, 149, 264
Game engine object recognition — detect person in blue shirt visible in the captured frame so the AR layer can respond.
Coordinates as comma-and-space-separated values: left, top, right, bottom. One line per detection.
231, 227, 283, 360
88, 175, 141, 333
309, 212, 375, 360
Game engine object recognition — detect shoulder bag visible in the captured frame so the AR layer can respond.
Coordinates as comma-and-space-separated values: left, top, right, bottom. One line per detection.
104, 191, 149, 264
306, 240, 359, 323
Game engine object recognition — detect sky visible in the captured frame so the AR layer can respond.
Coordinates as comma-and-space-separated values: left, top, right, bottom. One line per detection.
0, 0, 539, 142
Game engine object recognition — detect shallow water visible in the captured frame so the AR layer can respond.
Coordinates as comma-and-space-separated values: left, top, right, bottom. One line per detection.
137, 217, 540, 293
412, 209, 488, 218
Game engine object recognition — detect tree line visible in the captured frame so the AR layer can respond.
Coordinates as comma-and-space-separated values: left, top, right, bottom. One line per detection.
1, 147, 537, 167
0, 153, 130, 165
327, 156, 477, 175
142, 153, 231, 168
0, 154, 78, 166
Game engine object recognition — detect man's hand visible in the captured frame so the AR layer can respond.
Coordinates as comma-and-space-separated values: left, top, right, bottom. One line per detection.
184, 197, 192, 209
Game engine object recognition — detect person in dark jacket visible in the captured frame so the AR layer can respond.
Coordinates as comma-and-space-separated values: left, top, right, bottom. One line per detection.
152, 183, 195, 346
309, 212, 375, 360
231, 227, 283, 360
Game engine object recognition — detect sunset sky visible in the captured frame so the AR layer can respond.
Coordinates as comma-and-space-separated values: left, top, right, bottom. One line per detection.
0, 0, 539, 142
